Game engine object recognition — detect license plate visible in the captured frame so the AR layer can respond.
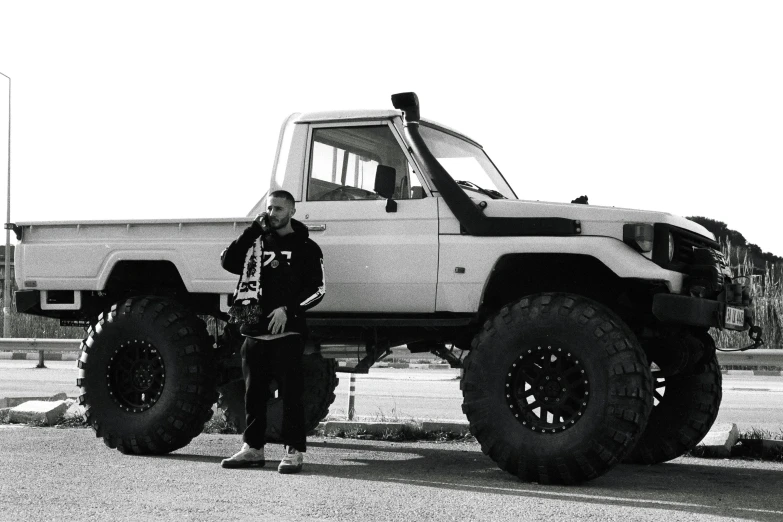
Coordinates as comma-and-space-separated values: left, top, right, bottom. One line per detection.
725, 306, 745, 329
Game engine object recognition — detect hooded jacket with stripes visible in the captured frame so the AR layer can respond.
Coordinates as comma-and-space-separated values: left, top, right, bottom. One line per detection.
221, 218, 325, 338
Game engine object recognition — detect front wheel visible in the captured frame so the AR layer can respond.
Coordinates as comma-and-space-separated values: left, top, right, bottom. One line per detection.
77, 297, 218, 454
461, 293, 653, 484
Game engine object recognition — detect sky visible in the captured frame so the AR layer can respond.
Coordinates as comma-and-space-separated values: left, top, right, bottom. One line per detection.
0, 1, 781, 255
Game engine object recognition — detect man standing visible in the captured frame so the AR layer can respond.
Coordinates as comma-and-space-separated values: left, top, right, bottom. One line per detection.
220, 190, 325, 473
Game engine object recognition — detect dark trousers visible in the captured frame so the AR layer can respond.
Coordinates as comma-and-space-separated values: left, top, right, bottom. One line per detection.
241, 335, 306, 452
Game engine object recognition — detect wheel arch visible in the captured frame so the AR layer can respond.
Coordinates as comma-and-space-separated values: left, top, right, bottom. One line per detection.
102, 260, 189, 297
480, 253, 625, 315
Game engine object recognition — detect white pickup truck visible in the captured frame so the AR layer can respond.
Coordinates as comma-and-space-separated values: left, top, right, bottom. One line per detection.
12, 92, 762, 484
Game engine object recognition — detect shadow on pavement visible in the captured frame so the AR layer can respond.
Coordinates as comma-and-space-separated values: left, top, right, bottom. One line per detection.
228, 439, 783, 522
154, 437, 783, 521
316, 442, 783, 521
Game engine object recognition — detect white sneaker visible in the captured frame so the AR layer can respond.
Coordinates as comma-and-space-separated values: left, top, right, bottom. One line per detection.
221, 443, 265, 468
278, 446, 304, 474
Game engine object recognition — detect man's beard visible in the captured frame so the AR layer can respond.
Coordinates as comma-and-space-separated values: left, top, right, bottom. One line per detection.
271, 215, 290, 230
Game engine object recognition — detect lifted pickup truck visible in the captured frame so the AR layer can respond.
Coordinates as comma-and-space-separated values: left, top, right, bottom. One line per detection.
13, 92, 763, 483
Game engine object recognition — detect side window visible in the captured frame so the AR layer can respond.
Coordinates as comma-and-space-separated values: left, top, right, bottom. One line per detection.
307, 125, 425, 201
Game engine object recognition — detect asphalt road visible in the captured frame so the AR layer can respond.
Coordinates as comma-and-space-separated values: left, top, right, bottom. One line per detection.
1, 427, 783, 521
2, 360, 783, 432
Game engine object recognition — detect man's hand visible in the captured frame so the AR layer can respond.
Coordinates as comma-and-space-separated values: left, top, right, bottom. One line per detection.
267, 306, 287, 334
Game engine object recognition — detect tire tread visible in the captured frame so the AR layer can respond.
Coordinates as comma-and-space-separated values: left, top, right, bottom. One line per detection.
462, 292, 652, 484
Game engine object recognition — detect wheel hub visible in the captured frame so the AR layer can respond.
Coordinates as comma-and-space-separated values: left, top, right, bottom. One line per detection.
107, 339, 165, 413
506, 345, 590, 434
542, 379, 561, 399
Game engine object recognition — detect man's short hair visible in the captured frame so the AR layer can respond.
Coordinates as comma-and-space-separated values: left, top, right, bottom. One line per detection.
269, 190, 295, 207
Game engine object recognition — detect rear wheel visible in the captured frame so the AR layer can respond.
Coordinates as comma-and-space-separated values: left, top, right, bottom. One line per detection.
78, 297, 218, 454
625, 350, 722, 464
461, 293, 653, 484
218, 353, 338, 439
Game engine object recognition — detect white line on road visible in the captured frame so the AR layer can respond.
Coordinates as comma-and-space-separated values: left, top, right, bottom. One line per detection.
386, 478, 783, 516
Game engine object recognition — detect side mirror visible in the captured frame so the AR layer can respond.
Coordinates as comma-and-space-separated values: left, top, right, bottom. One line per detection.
374, 165, 398, 213
374, 165, 396, 199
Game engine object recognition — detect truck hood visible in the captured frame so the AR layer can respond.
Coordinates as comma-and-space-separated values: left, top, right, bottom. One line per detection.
480, 199, 714, 241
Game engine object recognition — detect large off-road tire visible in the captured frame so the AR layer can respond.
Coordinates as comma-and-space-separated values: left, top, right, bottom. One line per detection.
625, 352, 722, 464
461, 293, 653, 484
217, 353, 338, 439
77, 297, 218, 454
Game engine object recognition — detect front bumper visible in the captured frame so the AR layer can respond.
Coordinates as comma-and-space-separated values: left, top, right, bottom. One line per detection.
652, 293, 752, 330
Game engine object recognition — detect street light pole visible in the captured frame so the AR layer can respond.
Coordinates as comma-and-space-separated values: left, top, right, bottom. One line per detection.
0, 72, 10, 338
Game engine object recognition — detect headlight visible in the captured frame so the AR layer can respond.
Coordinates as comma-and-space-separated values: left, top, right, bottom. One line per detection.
668, 232, 675, 262
623, 223, 654, 253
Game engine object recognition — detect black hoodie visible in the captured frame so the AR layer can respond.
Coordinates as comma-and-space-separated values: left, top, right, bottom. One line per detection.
221, 218, 325, 338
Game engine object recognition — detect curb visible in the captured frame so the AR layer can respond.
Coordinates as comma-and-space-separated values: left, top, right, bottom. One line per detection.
318, 419, 471, 438
0, 393, 70, 408
316, 420, 783, 461
373, 363, 452, 370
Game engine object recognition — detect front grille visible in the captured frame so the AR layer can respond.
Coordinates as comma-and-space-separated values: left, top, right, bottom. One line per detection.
653, 224, 720, 273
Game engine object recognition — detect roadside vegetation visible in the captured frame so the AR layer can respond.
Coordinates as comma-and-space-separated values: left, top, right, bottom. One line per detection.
0, 312, 227, 341
710, 243, 782, 350
0, 311, 76, 339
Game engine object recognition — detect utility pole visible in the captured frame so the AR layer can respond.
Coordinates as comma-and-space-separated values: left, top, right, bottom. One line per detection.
1, 72, 11, 338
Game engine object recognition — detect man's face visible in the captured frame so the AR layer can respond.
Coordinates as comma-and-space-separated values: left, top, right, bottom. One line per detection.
266, 196, 295, 230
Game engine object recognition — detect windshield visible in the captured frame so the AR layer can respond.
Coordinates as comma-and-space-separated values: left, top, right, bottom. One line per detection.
419, 124, 517, 200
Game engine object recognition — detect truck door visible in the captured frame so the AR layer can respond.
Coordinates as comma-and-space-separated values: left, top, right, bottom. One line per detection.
295, 121, 438, 313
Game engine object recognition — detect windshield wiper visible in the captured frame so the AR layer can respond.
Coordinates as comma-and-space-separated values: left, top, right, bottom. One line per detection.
454, 180, 507, 200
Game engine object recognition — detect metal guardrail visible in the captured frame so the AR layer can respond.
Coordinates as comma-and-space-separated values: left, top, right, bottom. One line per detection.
0, 339, 782, 369
0, 339, 82, 368
0, 338, 82, 352
715, 349, 783, 369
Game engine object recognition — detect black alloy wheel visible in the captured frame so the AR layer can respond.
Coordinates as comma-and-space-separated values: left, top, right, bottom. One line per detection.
107, 339, 166, 412
506, 344, 590, 434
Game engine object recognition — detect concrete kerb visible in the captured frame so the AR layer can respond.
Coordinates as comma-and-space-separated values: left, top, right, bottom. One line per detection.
0, 393, 84, 427
698, 423, 740, 458
318, 419, 472, 439
318, 419, 783, 462
8, 400, 70, 425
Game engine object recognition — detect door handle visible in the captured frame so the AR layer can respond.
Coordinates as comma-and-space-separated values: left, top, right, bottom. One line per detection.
305, 224, 327, 232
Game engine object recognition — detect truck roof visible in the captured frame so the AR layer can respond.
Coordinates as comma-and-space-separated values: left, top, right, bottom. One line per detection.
293, 110, 482, 148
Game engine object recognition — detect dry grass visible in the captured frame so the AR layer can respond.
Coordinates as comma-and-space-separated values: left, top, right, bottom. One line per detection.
0, 310, 227, 341
202, 412, 239, 434
740, 427, 783, 441
711, 242, 782, 349
0, 310, 82, 339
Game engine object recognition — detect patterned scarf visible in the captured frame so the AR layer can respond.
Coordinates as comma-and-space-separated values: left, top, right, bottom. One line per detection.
227, 237, 264, 325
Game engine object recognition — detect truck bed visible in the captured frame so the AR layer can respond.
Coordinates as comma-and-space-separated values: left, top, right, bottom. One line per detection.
13, 218, 252, 294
